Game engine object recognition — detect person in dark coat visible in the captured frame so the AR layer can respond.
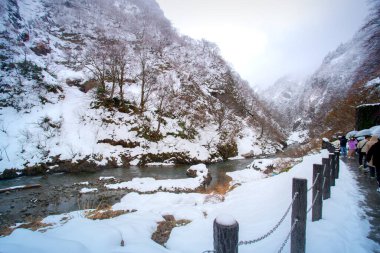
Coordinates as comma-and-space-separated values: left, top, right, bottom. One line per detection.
366, 137, 380, 192
357, 135, 371, 169
339, 136, 348, 157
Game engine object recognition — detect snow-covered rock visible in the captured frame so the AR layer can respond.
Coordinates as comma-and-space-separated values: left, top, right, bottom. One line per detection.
105, 164, 210, 192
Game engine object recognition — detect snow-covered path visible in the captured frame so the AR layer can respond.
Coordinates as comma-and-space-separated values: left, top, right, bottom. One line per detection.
341, 156, 380, 249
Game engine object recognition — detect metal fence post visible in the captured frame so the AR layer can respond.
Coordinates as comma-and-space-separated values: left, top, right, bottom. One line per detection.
312, 164, 323, 222
291, 178, 307, 253
329, 154, 336, 186
322, 158, 331, 200
214, 215, 239, 253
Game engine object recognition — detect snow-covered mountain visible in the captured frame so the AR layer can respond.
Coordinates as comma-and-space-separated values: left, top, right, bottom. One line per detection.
0, 0, 284, 175
262, 1, 380, 137
261, 76, 305, 132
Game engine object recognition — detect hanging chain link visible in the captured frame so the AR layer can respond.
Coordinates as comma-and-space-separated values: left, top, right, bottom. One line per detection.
322, 177, 326, 190
307, 190, 319, 214
307, 173, 320, 192
238, 192, 299, 246
277, 219, 298, 253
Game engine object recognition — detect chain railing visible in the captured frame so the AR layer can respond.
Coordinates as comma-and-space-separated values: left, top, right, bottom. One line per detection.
322, 177, 326, 190
238, 192, 299, 246
307, 190, 319, 214
307, 173, 320, 192
204, 146, 340, 253
277, 218, 298, 253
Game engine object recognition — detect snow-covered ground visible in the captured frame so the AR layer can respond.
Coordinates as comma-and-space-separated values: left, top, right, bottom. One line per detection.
1, 150, 377, 253
105, 164, 209, 192
287, 130, 309, 145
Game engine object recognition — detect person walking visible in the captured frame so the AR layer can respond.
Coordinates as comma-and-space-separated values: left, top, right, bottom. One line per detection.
340, 136, 348, 157
366, 135, 379, 183
357, 135, 371, 169
347, 137, 358, 158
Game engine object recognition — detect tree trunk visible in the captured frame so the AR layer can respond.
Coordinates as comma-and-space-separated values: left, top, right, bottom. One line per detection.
110, 81, 116, 99
156, 98, 164, 133
118, 68, 125, 106
140, 67, 146, 113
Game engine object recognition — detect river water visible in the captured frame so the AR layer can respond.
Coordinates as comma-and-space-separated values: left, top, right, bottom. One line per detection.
0, 158, 255, 229
0, 158, 254, 189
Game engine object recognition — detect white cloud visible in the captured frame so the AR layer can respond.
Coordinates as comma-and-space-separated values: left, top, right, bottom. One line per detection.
156, 0, 368, 88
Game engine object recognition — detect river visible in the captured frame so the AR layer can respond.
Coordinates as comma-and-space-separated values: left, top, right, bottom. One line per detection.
0, 158, 255, 230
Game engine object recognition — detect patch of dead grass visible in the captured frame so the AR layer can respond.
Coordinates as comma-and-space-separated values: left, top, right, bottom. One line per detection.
17, 219, 53, 231
0, 226, 14, 237
151, 215, 191, 245
85, 206, 136, 220
1, 218, 53, 236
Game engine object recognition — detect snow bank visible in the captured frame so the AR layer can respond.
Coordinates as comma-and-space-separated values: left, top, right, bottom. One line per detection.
227, 169, 266, 185
105, 164, 209, 192
246, 157, 301, 174
0, 151, 377, 253
287, 130, 309, 145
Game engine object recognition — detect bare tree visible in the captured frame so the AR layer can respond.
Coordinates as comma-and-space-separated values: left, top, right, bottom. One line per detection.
114, 42, 129, 105
106, 39, 128, 100
131, 15, 158, 113
153, 72, 178, 132
84, 37, 109, 96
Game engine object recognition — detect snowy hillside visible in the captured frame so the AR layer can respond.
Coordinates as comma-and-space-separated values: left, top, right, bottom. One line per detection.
265, 36, 365, 134
260, 76, 305, 132
0, 0, 284, 174
262, 1, 380, 137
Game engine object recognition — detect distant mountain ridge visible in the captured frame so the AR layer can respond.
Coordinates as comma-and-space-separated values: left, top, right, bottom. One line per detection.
261, 0, 380, 137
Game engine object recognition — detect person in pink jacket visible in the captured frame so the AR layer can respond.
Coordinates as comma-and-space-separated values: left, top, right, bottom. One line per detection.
348, 137, 358, 158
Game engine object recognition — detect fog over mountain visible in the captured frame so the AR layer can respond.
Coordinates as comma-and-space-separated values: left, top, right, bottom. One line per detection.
261, 0, 380, 137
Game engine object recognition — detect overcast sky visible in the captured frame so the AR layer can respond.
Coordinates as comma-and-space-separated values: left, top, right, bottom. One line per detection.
156, 0, 369, 89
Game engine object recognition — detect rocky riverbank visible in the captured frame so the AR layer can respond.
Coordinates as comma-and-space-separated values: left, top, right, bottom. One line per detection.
0, 167, 212, 234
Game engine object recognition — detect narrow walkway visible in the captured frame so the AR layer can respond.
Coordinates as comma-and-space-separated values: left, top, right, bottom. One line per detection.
341, 156, 380, 252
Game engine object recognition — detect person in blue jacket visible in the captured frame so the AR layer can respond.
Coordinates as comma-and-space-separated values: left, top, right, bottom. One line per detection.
339, 136, 348, 157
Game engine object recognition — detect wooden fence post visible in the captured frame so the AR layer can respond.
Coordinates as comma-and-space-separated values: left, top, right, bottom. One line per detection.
322, 158, 331, 200
334, 151, 340, 179
329, 154, 336, 186
312, 164, 323, 222
291, 178, 307, 253
214, 215, 239, 253
327, 143, 335, 153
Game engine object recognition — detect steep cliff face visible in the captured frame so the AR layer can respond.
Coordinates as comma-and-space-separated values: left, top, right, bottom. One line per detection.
260, 76, 305, 132
0, 0, 284, 172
